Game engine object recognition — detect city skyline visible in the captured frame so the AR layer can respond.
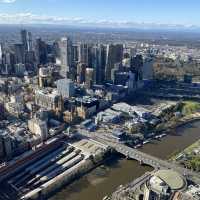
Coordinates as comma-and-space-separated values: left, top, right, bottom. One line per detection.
0, 9, 200, 199
0, 0, 199, 30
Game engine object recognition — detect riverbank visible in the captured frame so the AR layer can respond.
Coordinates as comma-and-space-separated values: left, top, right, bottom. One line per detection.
22, 156, 114, 200
21, 139, 113, 200
170, 134, 200, 173
155, 112, 200, 134
107, 120, 200, 200
48, 100, 200, 200
173, 112, 200, 128
170, 138, 200, 160
50, 120, 200, 200
0, 138, 112, 200
147, 112, 200, 160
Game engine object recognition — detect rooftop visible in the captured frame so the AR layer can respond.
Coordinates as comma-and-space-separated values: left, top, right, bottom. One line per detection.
72, 139, 108, 156
153, 169, 186, 191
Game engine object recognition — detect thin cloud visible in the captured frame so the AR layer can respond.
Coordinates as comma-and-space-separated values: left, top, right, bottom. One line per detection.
0, 0, 16, 3
0, 12, 197, 30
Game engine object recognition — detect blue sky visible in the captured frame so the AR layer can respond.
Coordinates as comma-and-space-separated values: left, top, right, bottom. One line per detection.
0, 0, 199, 28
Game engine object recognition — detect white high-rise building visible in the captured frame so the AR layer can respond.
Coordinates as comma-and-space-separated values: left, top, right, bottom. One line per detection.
28, 119, 48, 141
58, 37, 73, 78
57, 78, 75, 98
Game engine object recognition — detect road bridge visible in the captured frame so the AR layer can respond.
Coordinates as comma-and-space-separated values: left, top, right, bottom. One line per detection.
78, 128, 200, 181
104, 140, 200, 180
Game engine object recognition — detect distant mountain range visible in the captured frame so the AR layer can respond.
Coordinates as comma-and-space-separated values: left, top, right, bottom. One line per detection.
0, 23, 200, 33
0, 23, 200, 44
0, 12, 200, 32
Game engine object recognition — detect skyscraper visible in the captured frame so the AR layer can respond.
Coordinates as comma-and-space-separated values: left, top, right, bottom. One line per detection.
85, 68, 94, 89
77, 62, 86, 84
57, 78, 75, 98
78, 43, 89, 66
91, 44, 106, 84
27, 32, 33, 52
21, 29, 33, 52
105, 44, 123, 81
14, 44, 25, 64
25, 51, 35, 66
35, 38, 47, 65
21, 29, 28, 51
4, 52, 15, 74
130, 55, 143, 82
72, 45, 78, 65
0, 43, 3, 65
58, 37, 73, 78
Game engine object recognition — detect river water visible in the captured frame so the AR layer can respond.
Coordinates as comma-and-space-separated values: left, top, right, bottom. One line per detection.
49, 120, 200, 200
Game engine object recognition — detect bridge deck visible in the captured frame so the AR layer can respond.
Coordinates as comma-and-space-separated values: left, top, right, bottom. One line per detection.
103, 141, 200, 180
78, 128, 200, 180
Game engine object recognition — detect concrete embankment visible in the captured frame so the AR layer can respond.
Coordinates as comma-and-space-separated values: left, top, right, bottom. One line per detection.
21, 157, 102, 200
2, 139, 110, 200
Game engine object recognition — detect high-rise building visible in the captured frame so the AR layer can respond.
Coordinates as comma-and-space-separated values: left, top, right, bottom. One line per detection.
25, 51, 35, 65
130, 55, 143, 81
21, 29, 33, 52
91, 44, 106, 84
14, 43, 25, 64
77, 62, 86, 84
142, 57, 154, 80
4, 52, 15, 74
85, 68, 94, 89
1, 134, 12, 159
78, 43, 89, 66
27, 31, 33, 51
72, 45, 78, 64
28, 118, 48, 141
38, 67, 50, 88
15, 63, 26, 76
126, 72, 136, 93
0, 43, 3, 65
53, 41, 60, 61
35, 38, 47, 65
21, 29, 28, 51
5, 95, 24, 117
35, 89, 62, 111
111, 63, 122, 83
58, 37, 73, 78
105, 44, 123, 81
5, 52, 15, 66
57, 78, 75, 98
0, 103, 5, 120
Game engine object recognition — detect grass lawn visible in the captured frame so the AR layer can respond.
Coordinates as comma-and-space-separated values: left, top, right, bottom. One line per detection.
181, 101, 200, 115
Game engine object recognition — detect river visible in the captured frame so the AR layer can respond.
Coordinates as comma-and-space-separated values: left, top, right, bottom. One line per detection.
49, 120, 200, 200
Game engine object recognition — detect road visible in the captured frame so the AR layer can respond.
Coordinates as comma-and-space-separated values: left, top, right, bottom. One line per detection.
111, 171, 153, 200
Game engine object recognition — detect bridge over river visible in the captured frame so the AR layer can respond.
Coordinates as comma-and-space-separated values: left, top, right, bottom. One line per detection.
103, 140, 200, 181
78, 128, 200, 181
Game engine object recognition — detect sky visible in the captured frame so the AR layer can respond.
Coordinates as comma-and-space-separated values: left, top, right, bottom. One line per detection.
0, 0, 199, 29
